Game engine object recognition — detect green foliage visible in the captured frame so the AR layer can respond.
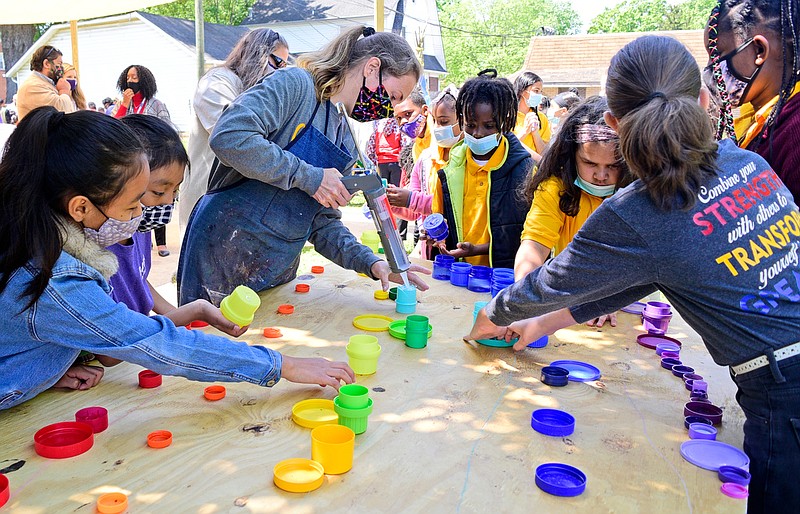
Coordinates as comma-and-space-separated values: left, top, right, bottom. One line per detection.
588, 0, 717, 34
143, 0, 256, 25
436, 0, 581, 84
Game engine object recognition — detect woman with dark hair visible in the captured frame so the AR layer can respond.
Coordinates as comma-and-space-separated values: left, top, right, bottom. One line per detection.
113, 64, 172, 256
512, 71, 550, 158
705, 0, 800, 205
178, 26, 430, 307
0, 107, 354, 410
469, 35, 800, 513
181, 29, 291, 231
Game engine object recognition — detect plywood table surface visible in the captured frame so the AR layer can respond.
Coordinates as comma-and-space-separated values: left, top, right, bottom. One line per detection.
0, 262, 747, 513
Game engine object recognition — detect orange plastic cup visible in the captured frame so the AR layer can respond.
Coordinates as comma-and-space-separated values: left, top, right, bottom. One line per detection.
97, 492, 128, 514
204, 385, 226, 401
147, 430, 172, 449
311, 424, 355, 474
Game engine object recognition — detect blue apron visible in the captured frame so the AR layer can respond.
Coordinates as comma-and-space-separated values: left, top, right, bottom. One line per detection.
177, 102, 353, 305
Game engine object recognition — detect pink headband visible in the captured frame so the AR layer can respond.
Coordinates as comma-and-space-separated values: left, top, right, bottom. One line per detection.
574, 124, 618, 143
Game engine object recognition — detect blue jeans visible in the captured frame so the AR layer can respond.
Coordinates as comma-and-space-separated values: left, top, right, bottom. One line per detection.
731, 352, 800, 513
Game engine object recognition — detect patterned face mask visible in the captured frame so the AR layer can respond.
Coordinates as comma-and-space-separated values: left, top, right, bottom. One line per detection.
138, 203, 174, 232
351, 70, 394, 122
400, 114, 426, 138
84, 205, 143, 247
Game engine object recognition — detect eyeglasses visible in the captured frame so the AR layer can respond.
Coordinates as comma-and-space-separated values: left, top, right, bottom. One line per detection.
270, 54, 287, 69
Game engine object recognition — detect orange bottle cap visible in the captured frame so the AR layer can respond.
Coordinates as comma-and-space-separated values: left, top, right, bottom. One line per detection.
311, 266, 325, 274
147, 430, 172, 449
277, 304, 295, 314
97, 492, 128, 514
204, 385, 226, 401
295, 283, 310, 293
263, 327, 283, 338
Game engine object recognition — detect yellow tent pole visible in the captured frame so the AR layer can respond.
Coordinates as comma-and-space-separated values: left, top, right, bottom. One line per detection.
374, 0, 384, 32
70, 20, 79, 76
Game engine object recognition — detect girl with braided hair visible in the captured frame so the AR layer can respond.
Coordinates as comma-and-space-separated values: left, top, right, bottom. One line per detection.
431, 69, 533, 268
705, 0, 800, 204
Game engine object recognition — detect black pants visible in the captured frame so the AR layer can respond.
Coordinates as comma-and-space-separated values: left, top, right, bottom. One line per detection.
154, 225, 166, 246
378, 161, 407, 240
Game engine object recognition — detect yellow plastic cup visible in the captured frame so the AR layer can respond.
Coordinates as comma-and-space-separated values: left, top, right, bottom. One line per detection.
220, 285, 261, 327
348, 335, 379, 352
311, 424, 355, 474
361, 230, 381, 253
346, 343, 381, 375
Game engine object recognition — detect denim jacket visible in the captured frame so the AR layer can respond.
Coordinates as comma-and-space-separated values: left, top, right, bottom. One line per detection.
0, 221, 281, 410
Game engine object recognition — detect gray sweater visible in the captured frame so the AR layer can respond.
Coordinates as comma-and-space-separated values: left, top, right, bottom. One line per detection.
487, 139, 800, 366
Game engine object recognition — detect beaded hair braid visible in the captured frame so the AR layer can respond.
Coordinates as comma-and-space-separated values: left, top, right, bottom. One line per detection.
708, 5, 738, 141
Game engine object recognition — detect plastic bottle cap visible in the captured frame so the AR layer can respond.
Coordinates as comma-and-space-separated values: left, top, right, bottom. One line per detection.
263, 327, 283, 338
720, 482, 749, 499
535, 463, 587, 497
75, 406, 109, 434
277, 304, 295, 314
273, 458, 324, 493
0, 474, 9, 509
718, 465, 751, 485
96, 492, 128, 514
138, 370, 163, 389
530, 409, 575, 437
189, 320, 209, 328
204, 385, 226, 401
147, 430, 172, 449
291, 399, 338, 428
352, 314, 394, 332
311, 266, 325, 274
295, 283, 310, 293
34, 421, 94, 459
374, 290, 389, 300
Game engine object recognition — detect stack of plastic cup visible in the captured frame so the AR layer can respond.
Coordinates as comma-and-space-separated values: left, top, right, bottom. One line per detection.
422, 213, 449, 242
642, 301, 672, 335
491, 268, 515, 297
395, 285, 417, 314
333, 384, 374, 434
220, 285, 261, 327
345, 336, 381, 375
450, 262, 472, 287
432, 254, 455, 280
361, 230, 381, 253
405, 315, 430, 349
467, 265, 492, 293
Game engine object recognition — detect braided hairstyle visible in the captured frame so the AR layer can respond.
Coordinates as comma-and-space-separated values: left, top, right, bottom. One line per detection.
712, 0, 799, 145
455, 69, 517, 136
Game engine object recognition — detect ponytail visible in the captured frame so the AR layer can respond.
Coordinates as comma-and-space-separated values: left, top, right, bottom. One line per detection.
297, 26, 421, 101
606, 36, 718, 210
0, 107, 146, 308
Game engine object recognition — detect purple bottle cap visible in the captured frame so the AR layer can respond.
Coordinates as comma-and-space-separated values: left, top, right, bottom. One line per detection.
720, 482, 749, 499
636, 334, 682, 350
685, 416, 713, 429
661, 357, 682, 370
661, 351, 681, 360
683, 373, 704, 382
717, 465, 751, 486
688, 422, 717, 440
535, 463, 587, 497
530, 409, 575, 437
655, 342, 681, 356
684, 401, 723, 425
690, 395, 711, 403
692, 380, 708, 395
671, 365, 695, 378
680, 440, 750, 471
621, 301, 646, 315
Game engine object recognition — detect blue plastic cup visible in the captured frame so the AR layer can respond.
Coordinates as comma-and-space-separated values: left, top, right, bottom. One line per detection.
423, 213, 449, 242
432, 254, 455, 281
450, 262, 472, 287
491, 272, 515, 297
395, 285, 417, 314
467, 265, 492, 293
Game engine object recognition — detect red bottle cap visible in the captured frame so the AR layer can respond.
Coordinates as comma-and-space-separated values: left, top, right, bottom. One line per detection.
189, 320, 209, 328
138, 370, 162, 389
204, 385, 226, 401
0, 473, 9, 508
263, 327, 283, 338
75, 406, 109, 433
96, 492, 128, 514
34, 421, 94, 459
277, 304, 295, 314
295, 283, 310, 293
311, 266, 324, 274
147, 430, 172, 449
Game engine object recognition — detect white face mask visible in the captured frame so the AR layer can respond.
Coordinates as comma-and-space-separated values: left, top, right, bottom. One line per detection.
433, 123, 460, 148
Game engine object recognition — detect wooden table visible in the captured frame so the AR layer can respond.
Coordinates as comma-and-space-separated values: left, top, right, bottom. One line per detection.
0, 262, 747, 513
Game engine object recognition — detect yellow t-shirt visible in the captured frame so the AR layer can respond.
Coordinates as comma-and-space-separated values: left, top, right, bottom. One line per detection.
413, 115, 434, 161
735, 82, 800, 149
513, 110, 551, 151
432, 138, 507, 267
521, 176, 604, 255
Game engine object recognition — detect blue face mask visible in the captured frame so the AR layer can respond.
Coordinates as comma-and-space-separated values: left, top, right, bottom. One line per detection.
433, 123, 460, 148
526, 92, 543, 110
574, 176, 616, 197
464, 132, 500, 156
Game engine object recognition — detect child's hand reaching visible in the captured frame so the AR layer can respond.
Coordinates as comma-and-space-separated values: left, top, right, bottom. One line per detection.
438, 241, 489, 259
386, 186, 412, 207
167, 300, 249, 337
52, 365, 104, 390
280, 356, 356, 390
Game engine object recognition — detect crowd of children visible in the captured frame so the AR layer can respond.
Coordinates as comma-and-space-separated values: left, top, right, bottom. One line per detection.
1, 1, 799, 510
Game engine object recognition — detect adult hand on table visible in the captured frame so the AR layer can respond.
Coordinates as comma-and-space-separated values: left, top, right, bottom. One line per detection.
370, 261, 431, 291
464, 307, 508, 342
507, 318, 549, 351
313, 168, 352, 209
586, 312, 617, 328
51, 365, 104, 390
281, 356, 355, 390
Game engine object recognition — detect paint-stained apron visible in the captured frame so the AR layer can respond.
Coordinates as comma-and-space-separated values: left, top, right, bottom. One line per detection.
177, 102, 352, 305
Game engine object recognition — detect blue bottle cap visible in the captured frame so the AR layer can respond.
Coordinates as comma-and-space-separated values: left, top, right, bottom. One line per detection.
527, 334, 549, 349
530, 408, 575, 437
535, 463, 587, 497
540, 365, 569, 386
549, 360, 601, 382
717, 465, 751, 486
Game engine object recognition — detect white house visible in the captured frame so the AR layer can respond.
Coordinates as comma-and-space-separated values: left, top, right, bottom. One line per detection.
244, 0, 447, 91
5, 12, 249, 132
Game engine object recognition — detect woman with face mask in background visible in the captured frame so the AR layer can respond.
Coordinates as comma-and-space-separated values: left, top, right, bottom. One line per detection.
512, 71, 551, 161
705, 0, 800, 204
178, 26, 431, 308
61, 63, 87, 111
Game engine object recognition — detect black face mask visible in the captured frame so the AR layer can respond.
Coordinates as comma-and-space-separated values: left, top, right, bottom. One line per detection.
127, 81, 141, 94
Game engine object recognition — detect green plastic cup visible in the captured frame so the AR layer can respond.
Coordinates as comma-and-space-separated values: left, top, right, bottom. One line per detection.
219, 285, 261, 327
333, 397, 373, 435
405, 315, 429, 331
405, 328, 428, 349
346, 343, 381, 375
337, 384, 370, 409
348, 335, 379, 352
388, 287, 398, 301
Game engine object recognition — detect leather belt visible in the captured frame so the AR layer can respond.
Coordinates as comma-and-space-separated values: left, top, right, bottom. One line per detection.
731, 341, 800, 377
